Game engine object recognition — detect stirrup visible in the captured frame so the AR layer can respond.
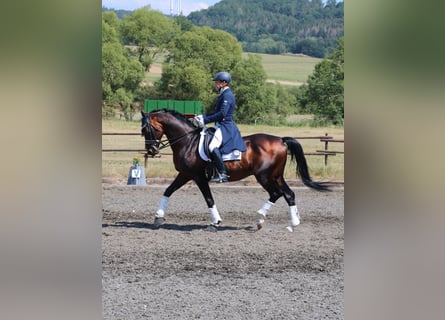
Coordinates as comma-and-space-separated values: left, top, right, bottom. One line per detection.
209, 173, 229, 183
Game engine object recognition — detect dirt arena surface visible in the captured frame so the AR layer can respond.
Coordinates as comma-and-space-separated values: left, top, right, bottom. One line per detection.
102, 183, 344, 319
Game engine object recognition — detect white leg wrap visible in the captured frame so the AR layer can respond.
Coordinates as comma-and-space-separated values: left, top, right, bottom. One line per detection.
209, 205, 222, 224
156, 196, 169, 218
289, 205, 300, 227
257, 200, 274, 216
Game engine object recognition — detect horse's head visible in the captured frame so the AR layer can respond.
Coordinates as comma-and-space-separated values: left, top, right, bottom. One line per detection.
141, 111, 164, 157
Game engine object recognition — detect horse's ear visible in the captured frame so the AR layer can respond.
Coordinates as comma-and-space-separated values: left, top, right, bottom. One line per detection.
141, 110, 148, 126
141, 111, 148, 123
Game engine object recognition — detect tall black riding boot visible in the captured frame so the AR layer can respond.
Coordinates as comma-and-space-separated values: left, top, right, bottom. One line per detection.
209, 147, 229, 183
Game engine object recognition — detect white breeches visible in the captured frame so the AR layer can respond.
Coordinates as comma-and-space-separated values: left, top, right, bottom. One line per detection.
208, 128, 222, 152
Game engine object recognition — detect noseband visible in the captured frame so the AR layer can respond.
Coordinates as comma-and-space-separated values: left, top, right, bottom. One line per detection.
141, 120, 163, 157
142, 116, 198, 157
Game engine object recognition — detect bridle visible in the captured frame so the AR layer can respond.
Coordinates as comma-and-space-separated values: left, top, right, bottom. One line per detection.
141, 115, 198, 157
141, 119, 163, 157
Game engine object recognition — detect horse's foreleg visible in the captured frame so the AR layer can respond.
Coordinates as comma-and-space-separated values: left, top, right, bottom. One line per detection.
194, 176, 221, 230
154, 173, 191, 226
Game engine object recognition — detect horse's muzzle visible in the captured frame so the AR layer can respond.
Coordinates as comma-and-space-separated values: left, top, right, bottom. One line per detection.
145, 144, 160, 157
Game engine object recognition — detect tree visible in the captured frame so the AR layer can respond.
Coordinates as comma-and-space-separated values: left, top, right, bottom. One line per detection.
231, 54, 296, 124
174, 15, 194, 32
159, 64, 209, 102
120, 6, 178, 71
231, 54, 269, 122
157, 26, 242, 109
299, 37, 343, 124
102, 11, 120, 45
102, 10, 120, 32
272, 83, 297, 118
292, 38, 325, 58
166, 26, 242, 73
102, 11, 144, 119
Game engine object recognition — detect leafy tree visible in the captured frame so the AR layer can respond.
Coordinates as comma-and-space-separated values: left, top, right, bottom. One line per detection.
174, 15, 194, 32
102, 11, 144, 119
231, 54, 269, 122
166, 26, 242, 73
120, 6, 178, 71
159, 64, 209, 102
102, 11, 120, 44
292, 39, 325, 58
249, 37, 287, 54
272, 83, 297, 118
109, 88, 134, 119
157, 26, 242, 109
231, 54, 296, 124
299, 37, 343, 124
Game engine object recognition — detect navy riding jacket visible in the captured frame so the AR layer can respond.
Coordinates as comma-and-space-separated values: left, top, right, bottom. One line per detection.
203, 87, 247, 154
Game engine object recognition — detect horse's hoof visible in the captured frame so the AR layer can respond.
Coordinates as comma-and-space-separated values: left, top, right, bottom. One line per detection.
153, 217, 165, 228
205, 223, 219, 232
257, 218, 265, 230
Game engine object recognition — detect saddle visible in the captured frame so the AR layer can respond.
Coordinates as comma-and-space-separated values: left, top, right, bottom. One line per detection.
202, 127, 216, 160
198, 127, 242, 181
198, 127, 242, 162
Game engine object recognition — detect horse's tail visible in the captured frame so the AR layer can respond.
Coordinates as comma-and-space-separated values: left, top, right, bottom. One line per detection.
282, 137, 331, 191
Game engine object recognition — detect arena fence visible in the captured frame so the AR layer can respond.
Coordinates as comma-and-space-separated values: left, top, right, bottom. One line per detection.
102, 132, 343, 167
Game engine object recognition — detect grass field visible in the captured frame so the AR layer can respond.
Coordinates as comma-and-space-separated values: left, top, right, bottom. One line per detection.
244, 52, 321, 83
102, 119, 343, 184
145, 52, 321, 86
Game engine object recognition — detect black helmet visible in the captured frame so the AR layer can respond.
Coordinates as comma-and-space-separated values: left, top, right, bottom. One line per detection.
213, 71, 231, 84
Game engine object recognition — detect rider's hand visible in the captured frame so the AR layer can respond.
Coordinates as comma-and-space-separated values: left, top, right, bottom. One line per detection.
194, 115, 204, 127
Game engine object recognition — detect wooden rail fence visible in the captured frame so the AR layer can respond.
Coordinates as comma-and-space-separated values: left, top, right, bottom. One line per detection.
102, 132, 344, 167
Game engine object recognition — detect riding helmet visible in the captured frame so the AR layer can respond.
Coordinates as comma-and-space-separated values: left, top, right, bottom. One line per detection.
213, 71, 231, 84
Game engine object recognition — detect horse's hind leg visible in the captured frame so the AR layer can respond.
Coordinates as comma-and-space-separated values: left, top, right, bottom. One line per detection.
154, 173, 191, 227
276, 176, 300, 231
256, 174, 299, 231
255, 175, 284, 229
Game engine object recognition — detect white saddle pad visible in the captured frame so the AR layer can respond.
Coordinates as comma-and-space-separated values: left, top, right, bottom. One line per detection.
198, 129, 242, 162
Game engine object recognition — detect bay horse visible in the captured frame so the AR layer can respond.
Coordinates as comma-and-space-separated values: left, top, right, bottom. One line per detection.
141, 109, 329, 232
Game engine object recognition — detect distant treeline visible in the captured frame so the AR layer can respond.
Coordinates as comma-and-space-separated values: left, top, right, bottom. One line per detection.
103, 0, 343, 58
102, 7, 132, 20
188, 0, 343, 58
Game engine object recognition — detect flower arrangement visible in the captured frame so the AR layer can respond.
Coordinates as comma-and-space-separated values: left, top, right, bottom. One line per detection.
133, 157, 141, 166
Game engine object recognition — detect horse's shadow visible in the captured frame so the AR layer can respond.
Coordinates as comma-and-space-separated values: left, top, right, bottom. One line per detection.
102, 221, 254, 232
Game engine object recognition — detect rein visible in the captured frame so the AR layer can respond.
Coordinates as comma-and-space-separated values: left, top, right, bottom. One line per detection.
144, 125, 199, 152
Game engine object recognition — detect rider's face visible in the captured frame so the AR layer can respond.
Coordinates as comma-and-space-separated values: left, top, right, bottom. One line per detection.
214, 80, 224, 91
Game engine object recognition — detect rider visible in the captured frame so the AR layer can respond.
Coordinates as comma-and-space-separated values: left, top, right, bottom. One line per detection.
194, 71, 246, 183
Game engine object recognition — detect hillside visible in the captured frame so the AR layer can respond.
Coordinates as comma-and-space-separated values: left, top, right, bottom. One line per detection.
102, 6, 132, 19
188, 0, 343, 58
